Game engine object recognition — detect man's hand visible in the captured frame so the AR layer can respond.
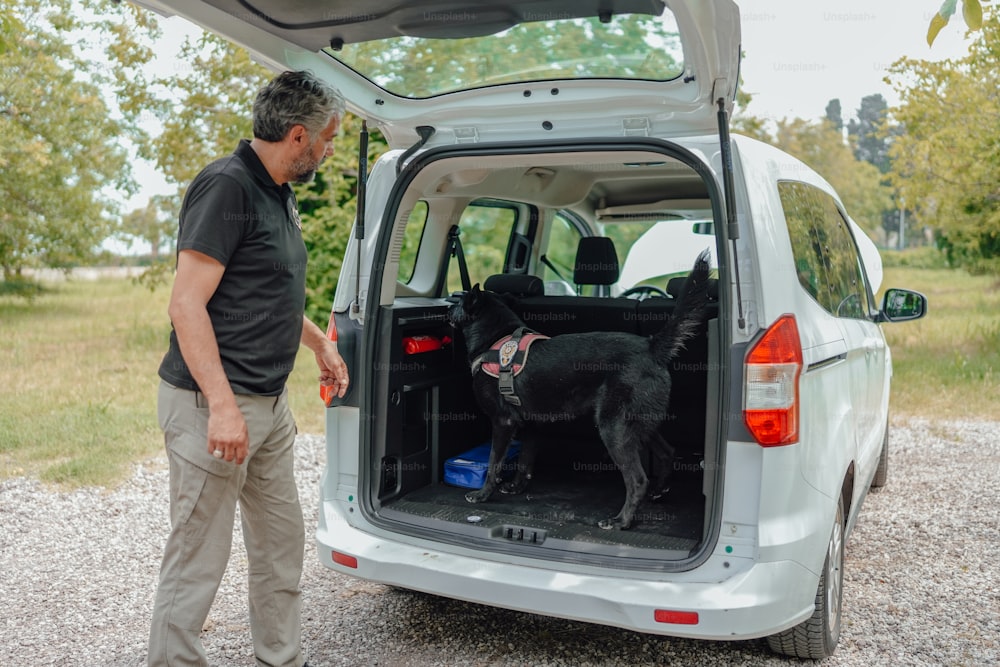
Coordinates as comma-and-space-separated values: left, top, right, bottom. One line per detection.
301, 315, 350, 400
316, 338, 350, 399
207, 400, 250, 465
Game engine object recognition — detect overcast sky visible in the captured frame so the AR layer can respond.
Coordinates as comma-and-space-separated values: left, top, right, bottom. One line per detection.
121, 1, 976, 214
736, 0, 974, 123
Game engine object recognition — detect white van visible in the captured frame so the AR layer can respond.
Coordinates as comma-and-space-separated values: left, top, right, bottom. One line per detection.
139, 0, 927, 658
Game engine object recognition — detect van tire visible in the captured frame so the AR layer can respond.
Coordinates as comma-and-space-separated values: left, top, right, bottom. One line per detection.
871, 422, 889, 489
766, 494, 845, 659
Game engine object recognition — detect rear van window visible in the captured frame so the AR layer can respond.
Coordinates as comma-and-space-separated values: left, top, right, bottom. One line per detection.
779, 181, 871, 319
398, 201, 428, 283
446, 202, 518, 292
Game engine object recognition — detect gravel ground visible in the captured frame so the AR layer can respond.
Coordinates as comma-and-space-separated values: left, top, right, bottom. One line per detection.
2, 420, 998, 666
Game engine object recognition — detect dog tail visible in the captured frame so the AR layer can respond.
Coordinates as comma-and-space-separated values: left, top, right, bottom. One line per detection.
650, 248, 712, 366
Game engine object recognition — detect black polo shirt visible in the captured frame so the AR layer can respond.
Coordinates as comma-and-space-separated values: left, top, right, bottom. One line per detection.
158, 140, 307, 396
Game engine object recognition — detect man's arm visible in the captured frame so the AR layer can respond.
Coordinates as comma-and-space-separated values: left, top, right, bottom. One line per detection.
169, 249, 249, 464
301, 315, 350, 399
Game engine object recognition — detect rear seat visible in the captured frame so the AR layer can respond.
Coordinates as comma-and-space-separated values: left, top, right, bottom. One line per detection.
482, 273, 640, 336
482, 273, 717, 338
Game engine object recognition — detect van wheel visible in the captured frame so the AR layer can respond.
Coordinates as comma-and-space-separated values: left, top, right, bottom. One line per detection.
871, 422, 889, 489
766, 495, 844, 659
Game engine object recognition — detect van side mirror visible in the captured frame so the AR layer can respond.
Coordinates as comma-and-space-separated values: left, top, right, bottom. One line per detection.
878, 288, 927, 322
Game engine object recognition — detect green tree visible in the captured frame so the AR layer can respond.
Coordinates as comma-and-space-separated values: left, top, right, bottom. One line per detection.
336, 15, 681, 97
888, 7, 1000, 273
0, 0, 153, 279
136, 33, 270, 187
771, 118, 893, 239
732, 86, 772, 142
845, 94, 911, 244
825, 99, 844, 133
121, 195, 177, 261
848, 94, 892, 174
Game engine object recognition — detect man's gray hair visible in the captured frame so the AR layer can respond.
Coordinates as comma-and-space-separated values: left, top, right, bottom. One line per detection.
253, 70, 346, 142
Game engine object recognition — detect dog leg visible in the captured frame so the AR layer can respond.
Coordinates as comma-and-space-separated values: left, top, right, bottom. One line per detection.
645, 431, 676, 501
465, 421, 517, 504
501, 436, 537, 495
597, 434, 648, 530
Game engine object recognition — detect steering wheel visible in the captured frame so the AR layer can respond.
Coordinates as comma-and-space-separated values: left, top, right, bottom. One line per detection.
621, 285, 669, 300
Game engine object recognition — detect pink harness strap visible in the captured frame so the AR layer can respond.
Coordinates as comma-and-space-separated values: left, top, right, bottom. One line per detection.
475, 332, 549, 379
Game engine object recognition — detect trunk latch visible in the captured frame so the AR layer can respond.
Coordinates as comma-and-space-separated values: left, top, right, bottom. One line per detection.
496, 525, 546, 544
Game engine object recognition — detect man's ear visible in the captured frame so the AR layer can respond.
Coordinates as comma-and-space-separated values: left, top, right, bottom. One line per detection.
286, 124, 309, 146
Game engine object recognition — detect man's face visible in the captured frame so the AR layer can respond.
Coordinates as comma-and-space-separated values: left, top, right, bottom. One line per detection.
290, 116, 338, 184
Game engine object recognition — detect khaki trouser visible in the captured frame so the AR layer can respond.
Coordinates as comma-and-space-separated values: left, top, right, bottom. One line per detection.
149, 381, 305, 667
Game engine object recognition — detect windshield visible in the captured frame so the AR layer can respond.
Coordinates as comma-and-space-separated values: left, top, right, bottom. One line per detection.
323, 11, 685, 98
615, 221, 718, 289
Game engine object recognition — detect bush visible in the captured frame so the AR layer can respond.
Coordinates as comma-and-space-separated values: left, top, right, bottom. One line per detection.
0, 278, 48, 299
879, 246, 950, 270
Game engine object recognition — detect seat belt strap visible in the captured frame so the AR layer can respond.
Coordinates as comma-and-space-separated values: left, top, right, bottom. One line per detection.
448, 225, 472, 292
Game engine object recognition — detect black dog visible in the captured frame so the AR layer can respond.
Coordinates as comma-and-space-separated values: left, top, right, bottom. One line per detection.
446, 250, 711, 530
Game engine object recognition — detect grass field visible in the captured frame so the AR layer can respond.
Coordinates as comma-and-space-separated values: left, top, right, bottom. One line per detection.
1, 263, 997, 488
880, 266, 1000, 420
0, 276, 329, 488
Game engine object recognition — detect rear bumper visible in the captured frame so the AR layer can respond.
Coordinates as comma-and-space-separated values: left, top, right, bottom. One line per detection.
316, 500, 818, 641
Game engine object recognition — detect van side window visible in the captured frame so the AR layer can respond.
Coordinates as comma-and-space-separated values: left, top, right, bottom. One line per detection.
447, 201, 518, 292
541, 214, 583, 287
780, 182, 871, 319
398, 201, 428, 284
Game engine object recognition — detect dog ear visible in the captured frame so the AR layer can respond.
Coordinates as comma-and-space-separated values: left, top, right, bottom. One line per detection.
462, 283, 481, 309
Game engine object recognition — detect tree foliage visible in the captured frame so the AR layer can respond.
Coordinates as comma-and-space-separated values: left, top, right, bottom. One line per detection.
848, 94, 892, 174
0, 0, 154, 278
134, 33, 270, 188
121, 195, 176, 260
336, 15, 681, 97
770, 118, 892, 238
888, 7, 1000, 273
928, 0, 984, 46
825, 99, 844, 132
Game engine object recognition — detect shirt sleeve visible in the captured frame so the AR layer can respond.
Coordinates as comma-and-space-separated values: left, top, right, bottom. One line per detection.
177, 172, 251, 267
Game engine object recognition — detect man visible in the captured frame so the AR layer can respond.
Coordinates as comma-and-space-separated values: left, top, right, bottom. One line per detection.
149, 70, 349, 667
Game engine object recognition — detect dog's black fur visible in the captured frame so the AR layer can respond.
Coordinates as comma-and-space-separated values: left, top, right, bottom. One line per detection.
446, 250, 712, 530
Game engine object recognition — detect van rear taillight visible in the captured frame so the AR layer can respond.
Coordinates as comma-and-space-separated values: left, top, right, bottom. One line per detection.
654, 609, 699, 625
331, 551, 358, 568
743, 314, 802, 446
319, 314, 338, 406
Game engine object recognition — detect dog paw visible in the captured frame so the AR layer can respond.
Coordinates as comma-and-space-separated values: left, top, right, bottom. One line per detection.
465, 490, 489, 503
499, 480, 528, 495
598, 517, 630, 531
647, 485, 670, 502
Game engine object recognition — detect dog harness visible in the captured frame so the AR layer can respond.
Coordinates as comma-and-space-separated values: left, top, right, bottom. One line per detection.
471, 327, 549, 406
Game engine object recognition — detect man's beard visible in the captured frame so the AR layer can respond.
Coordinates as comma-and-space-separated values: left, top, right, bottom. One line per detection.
289, 142, 322, 184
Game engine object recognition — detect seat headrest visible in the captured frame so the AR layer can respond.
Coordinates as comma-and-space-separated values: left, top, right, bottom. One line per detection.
667, 276, 719, 300
573, 236, 619, 285
666, 277, 687, 299
483, 273, 545, 297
